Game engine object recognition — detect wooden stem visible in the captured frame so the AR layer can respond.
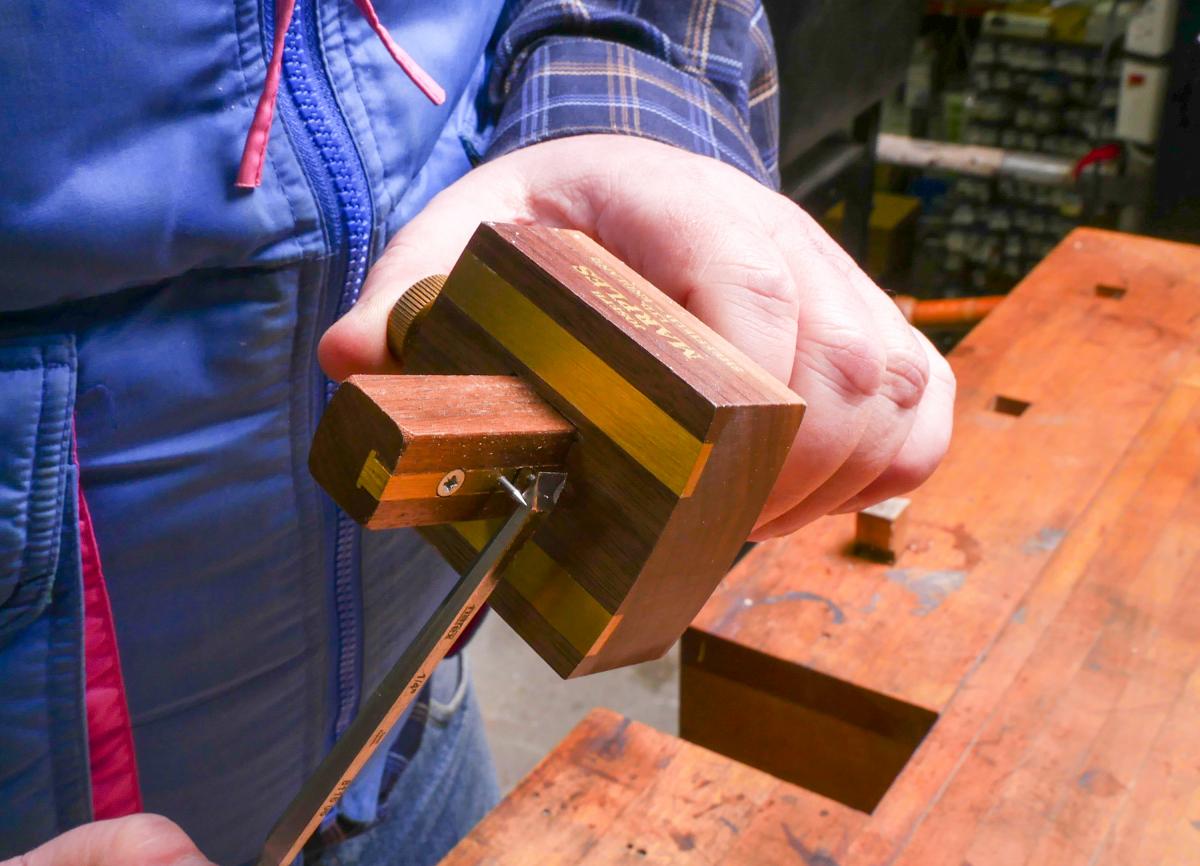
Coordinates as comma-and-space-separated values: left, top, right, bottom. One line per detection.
309, 375, 575, 527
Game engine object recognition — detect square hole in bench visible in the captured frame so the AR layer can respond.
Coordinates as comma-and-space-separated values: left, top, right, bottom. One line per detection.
991, 395, 1031, 417
1096, 284, 1127, 299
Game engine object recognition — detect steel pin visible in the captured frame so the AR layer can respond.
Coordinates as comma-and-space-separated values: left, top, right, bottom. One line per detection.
498, 475, 527, 506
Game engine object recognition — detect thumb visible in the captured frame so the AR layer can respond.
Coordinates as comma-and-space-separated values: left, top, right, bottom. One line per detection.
318, 165, 535, 382
4, 814, 215, 866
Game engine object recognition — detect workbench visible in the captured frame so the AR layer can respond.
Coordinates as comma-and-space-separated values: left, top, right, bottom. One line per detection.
440, 229, 1200, 865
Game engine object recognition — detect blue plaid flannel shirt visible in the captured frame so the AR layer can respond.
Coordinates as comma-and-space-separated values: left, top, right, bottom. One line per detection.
486, 0, 781, 189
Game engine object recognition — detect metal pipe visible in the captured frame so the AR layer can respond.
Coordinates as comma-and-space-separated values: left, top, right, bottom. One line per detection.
876, 134, 1074, 186
894, 294, 1005, 327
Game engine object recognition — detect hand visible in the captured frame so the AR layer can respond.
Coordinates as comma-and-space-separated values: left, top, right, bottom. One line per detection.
320, 135, 955, 538
1, 815, 215, 866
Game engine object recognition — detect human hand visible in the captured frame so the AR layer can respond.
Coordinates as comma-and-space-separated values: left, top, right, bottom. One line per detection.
319, 135, 955, 538
1, 815, 215, 866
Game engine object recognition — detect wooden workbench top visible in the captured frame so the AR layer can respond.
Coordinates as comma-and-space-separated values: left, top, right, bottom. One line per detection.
692, 228, 1200, 714
442, 229, 1200, 865
442, 708, 866, 865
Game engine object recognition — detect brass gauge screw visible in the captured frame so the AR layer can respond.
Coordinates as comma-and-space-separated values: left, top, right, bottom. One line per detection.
436, 469, 465, 497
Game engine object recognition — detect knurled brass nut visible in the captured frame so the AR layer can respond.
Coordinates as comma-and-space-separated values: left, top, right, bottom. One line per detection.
387, 274, 447, 362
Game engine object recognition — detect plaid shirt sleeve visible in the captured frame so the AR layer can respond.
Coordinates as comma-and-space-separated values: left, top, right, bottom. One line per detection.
484, 0, 781, 188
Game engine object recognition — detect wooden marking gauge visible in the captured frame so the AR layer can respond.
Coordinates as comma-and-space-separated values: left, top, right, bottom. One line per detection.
259, 223, 804, 863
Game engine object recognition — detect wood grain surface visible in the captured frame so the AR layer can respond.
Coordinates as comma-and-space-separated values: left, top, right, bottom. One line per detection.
440, 229, 1200, 865
310, 375, 574, 526
440, 708, 866, 866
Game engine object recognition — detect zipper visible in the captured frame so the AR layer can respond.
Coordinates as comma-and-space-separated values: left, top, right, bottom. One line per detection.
271, 0, 373, 744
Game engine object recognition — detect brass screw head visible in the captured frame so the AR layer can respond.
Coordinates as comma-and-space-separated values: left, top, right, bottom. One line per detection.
436, 469, 465, 497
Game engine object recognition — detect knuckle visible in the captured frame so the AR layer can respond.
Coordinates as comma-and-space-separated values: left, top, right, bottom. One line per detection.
880, 340, 931, 410
803, 326, 888, 402
736, 252, 798, 312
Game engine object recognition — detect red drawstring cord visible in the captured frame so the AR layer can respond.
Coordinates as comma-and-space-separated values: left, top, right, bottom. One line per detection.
236, 0, 445, 189
350, 0, 445, 103
236, 0, 295, 189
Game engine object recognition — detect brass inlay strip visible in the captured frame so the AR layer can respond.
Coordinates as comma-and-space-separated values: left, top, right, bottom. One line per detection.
356, 450, 390, 500
448, 254, 711, 497
378, 469, 504, 502
454, 519, 613, 655
584, 612, 625, 659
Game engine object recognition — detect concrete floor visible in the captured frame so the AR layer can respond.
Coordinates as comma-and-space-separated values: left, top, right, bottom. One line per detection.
467, 613, 680, 792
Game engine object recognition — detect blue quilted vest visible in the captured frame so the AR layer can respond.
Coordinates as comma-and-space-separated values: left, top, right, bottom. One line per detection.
0, 2, 507, 862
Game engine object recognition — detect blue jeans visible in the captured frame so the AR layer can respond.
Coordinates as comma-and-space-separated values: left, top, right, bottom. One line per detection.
307, 655, 500, 866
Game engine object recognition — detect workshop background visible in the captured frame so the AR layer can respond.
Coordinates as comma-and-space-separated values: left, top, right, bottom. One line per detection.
469, 0, 1200, 792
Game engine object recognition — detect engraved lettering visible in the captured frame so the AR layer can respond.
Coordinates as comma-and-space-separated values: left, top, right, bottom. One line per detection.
572, 264, 610, 289
580, 251, 739, 369
320, 780, 354, 816
443, 605, 476, 642
577, 262, 707, 361
591, 286, 703, 360
408, 671, 427, 695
